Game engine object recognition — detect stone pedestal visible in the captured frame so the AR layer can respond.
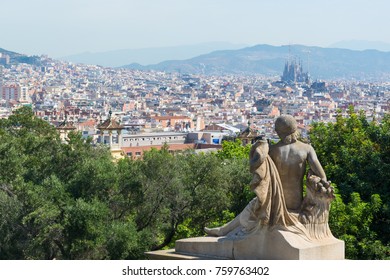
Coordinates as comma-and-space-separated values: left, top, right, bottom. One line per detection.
173, 227, 344, 260
145, 249, 228, 260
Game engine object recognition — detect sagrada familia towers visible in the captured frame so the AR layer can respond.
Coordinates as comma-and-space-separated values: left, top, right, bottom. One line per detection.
281, 59, 310, 84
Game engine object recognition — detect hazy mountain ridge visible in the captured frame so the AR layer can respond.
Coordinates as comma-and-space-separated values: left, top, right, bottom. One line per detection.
0, 47, 42, 65
3, 44, 390, 80
123, 44, 390, 80
59, 42, 248, 67
329, 40, 390, 52
0, 48, 19, 56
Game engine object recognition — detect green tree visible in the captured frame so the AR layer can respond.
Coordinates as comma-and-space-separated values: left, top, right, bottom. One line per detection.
217, 139, 251, 160
0, 190, 25, 259
217, 139, 253, 214
125, 147, 242, 250
310, 107, 390, 259
0, 107, 149, 259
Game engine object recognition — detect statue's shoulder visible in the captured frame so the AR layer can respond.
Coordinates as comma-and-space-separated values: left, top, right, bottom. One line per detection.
294, 140, 312, 149
268, 141, 286, 159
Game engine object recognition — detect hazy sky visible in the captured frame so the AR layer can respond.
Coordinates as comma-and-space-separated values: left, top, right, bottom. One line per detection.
1, 0, 389, 57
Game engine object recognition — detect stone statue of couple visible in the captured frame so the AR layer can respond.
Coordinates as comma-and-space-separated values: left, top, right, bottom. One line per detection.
205, 115, 335, 241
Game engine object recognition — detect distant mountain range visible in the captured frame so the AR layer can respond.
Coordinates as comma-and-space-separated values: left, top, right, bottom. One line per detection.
122, 44, 390, 80
329, 40, 390, 52
59, 42, 248, 67
3, 43, 390, 80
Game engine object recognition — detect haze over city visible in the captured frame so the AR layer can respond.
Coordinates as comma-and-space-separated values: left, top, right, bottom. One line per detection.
1, 0, 390, 58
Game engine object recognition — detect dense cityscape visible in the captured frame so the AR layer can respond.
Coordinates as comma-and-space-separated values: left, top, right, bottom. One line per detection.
0, 52, 389, 158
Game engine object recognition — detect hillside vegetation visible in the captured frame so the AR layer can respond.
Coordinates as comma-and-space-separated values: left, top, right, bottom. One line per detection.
0, 107, 388, 259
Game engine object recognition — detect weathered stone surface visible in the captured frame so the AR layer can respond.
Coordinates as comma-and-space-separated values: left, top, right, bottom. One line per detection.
145, 249, 217, 260
176, 237, 234, 259
232, 228, 344, 260
175, 227, 344, 260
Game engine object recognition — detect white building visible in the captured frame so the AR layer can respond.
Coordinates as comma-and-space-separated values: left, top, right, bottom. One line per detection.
121, 132, 188, 147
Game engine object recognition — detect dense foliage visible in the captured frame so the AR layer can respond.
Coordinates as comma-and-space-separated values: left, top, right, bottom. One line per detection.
0, 107, 389, 259
310, 108, 390, 259
0, 107, 251, 259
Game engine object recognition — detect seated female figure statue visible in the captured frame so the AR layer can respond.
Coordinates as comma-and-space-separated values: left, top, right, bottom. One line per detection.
205, 115, 335, 241
205, 138, 307, 237
269, 115, 327, 212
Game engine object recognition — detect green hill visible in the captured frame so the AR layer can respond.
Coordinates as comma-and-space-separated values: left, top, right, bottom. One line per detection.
0, 47, 42, 66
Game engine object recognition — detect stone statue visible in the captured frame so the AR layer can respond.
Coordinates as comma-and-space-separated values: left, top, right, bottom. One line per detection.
269, 115, 327, 211
205, 115, 335, 241
152, 115, 345, 259
204, 138, 309, 238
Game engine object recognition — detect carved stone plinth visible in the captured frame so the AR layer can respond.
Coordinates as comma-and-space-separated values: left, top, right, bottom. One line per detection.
145, 249, 229, 260
174, 227, 344, 260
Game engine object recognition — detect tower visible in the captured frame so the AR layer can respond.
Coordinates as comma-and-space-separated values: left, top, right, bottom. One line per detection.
97, 110, 124, 159
56, 113, 76, 143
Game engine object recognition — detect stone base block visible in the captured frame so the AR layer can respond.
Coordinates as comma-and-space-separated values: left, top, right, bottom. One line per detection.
145, 249, 227, 260
176, 236, 234, 259
174, 228, 344, 260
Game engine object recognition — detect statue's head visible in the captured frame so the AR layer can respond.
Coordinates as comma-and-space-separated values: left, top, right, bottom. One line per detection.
275, 115, 298, 143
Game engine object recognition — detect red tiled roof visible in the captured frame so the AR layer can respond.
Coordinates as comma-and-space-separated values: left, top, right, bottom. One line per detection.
97, 118, 124, 130
79, 119, 97, 128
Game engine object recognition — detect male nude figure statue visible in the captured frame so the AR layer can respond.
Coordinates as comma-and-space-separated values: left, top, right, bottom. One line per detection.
269, 115, 327, 212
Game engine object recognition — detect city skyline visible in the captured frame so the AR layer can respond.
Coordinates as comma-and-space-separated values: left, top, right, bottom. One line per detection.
1, 0, 390, 58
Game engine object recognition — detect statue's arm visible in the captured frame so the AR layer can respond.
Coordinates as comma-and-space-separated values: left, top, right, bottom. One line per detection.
307, 145, 327, 181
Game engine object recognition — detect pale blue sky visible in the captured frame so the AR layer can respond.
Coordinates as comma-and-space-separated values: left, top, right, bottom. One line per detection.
1, 0, 389, 57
